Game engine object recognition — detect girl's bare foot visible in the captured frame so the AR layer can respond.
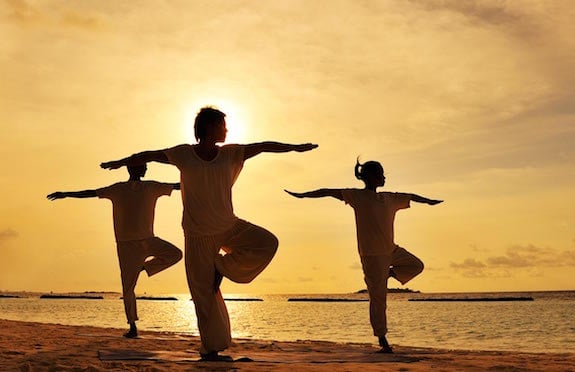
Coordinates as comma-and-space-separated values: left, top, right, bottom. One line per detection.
123, 323, 138, 338
123, 329, 138, 338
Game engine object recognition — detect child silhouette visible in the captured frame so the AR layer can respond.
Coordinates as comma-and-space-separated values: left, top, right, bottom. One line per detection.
285, 158, 442, 353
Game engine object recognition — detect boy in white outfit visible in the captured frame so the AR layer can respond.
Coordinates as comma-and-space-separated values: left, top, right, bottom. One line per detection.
47, 164, 182, 338
285, 159, 442, 353
101, 106, 318, 361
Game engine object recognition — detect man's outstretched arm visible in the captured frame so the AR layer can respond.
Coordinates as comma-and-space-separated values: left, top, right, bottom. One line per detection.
101, 150, 169, 170
171, 183, 181, 190
243, 142, 318, 160
284, 188, 343, 201
47, 190, 98, 200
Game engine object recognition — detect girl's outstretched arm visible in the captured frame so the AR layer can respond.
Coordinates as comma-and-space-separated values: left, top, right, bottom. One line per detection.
47, 190, 98, 200
101, 150, 169, 170
243, 142, 318, 160
409, 193, 443, 205
284, 188, 343, 201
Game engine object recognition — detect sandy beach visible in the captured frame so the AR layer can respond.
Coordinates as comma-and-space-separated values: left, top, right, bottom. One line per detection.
0, 319, 573, 371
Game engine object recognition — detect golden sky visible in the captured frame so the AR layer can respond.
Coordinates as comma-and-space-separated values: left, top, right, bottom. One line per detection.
1, 0, 574, 294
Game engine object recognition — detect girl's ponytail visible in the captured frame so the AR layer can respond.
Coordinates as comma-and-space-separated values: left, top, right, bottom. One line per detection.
354, 157, 363, 180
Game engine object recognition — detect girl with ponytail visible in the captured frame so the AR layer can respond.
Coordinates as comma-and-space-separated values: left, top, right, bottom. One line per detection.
285, 158, 442, 353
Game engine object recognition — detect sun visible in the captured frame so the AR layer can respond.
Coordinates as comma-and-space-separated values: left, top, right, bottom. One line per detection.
184, 99, 250, 144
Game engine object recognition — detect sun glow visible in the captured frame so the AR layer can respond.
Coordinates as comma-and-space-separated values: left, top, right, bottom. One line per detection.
184, 99, 250, 144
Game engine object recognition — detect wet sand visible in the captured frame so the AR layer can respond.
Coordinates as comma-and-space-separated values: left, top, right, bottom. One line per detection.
1, 319, 573, 371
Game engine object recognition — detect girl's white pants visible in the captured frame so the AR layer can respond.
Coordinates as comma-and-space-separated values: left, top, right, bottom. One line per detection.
361, 246, 424, 337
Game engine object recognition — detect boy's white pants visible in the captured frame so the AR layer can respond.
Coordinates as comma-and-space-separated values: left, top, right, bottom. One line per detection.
184, 219, 278, 354
117, 237, 183, 323
360, 246, 424, 337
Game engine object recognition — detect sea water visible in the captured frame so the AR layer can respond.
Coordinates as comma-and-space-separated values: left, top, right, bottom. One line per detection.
0, 291, 573, 353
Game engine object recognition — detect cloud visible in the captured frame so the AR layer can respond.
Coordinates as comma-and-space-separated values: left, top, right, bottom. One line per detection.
450, 258, 486, 269
59, 11, 103, 30
449, 258, 487, 278
5, 0, 104, 29
450, 244, 575, 278
488, 245, 575, 268
5, 0, 40, 22
0, 229, 18, 243
411, 0, 522, 28
349, 262, 362, 271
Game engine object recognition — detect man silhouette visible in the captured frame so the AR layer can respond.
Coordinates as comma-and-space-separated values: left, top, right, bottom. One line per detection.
101, 106, 318, 360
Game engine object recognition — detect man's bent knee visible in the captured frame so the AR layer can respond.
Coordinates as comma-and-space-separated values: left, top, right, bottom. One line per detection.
172, 248, 183, 263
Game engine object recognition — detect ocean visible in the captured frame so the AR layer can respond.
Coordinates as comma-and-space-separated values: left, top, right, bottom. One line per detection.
1, 290, 573, 354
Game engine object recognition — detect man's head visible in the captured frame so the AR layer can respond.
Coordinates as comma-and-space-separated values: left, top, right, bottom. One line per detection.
194, 106, 227, 142
127, 164, 147, 179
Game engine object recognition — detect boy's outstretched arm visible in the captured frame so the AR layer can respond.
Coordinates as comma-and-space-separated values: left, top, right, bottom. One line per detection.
284, 188, 343, 201
243, 142, 318, 160
101, 150, 169, 170
171, 183, 181, 190
409, 193, 443, 205
47, 190, 98, 200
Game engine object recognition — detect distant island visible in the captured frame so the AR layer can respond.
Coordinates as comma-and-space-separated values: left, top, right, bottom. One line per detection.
287, 288, 420, 302
356, 288, 420, 294
40, 294, 103, 300
136, 296, 178, 301
408, 297, 534, 302
288, 298, 368, 302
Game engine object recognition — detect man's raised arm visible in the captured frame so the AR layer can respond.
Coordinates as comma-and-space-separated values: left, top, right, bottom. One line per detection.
101, 150, 169, 170
243, 142, 318, 160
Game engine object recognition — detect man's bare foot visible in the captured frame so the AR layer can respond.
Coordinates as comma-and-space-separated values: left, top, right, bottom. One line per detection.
200, 351, 233, 362
377, 336, 393, 353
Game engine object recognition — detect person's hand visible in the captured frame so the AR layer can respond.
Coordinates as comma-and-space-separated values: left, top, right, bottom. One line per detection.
294, 143, 318, 152
284, 190, 305, 198
100, 160, 123, 170
47, 192, 64, 201
428, 199, 443, 205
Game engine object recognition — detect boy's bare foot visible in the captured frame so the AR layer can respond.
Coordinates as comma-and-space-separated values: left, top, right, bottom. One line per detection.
377, 345, 393, 353
377, 336, 393, 353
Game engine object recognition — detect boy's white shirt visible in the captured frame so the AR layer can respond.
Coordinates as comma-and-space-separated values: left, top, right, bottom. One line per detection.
97, 181, 173, 242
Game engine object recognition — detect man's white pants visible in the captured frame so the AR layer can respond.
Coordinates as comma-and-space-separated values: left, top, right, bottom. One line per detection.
117, 237, 183, 323
185, 219, 278, 354
360, 246, 424, 337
